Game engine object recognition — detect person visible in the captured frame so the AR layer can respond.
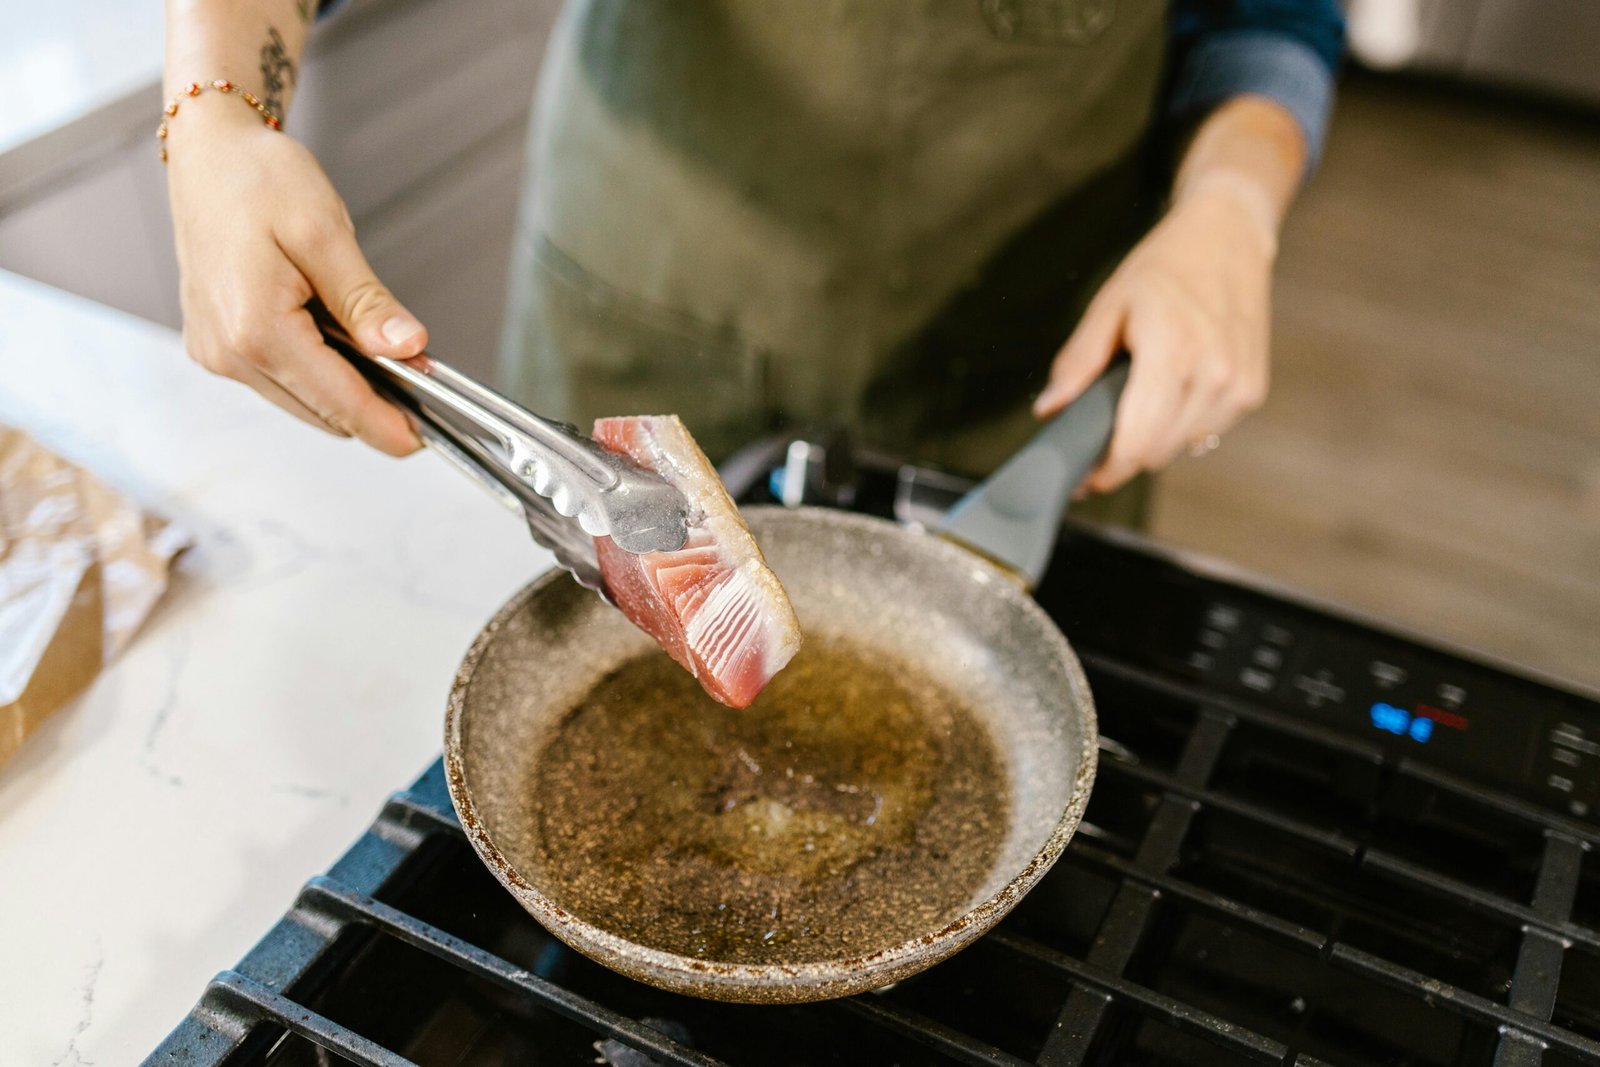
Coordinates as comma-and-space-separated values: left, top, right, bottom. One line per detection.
164, 1, 1344, 524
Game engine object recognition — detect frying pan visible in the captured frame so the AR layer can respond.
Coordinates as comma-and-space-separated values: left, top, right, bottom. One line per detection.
437, 368, 1129, 1003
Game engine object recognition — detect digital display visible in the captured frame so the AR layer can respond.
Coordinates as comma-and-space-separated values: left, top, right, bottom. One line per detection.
1370, 701, 1437, 744
1368, 701, 1466, 744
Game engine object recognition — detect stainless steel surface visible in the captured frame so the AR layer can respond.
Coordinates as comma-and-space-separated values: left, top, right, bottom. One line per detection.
407, 401, 608, 596
937, 361, 1129, 587
444, 506, 1098, 1003
313, 305, 691, 556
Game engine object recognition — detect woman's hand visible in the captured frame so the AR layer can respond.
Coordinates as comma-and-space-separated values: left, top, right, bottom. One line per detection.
166, 98, 427, 455
1033, 96, 1307, 494
1033, 179, 1275, 492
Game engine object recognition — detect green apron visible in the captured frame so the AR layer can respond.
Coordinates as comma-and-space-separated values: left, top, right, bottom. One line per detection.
499, 0, 1165, 525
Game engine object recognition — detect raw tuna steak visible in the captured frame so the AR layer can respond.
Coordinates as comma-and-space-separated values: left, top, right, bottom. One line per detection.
592, 415, 802, 708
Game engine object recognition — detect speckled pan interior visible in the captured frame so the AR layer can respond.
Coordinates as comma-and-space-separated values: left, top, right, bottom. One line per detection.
444, 506, 1097, 1003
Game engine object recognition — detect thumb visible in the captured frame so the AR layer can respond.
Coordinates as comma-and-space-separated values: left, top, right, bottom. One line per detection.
1034, 294, 1124, 418
286, 221, 427, 358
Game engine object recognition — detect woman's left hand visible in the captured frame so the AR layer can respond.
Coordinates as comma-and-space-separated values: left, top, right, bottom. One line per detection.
1033, 92, 1312, 494
1033, 175, 1278, 494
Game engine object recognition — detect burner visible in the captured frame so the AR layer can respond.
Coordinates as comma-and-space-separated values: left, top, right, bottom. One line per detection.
148, 439, 1600, 1067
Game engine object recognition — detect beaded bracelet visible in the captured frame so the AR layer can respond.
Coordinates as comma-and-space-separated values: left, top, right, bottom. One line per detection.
157, 80, 282, 163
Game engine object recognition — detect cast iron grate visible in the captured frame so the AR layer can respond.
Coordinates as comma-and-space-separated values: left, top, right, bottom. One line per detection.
146, 453, 1600, 1067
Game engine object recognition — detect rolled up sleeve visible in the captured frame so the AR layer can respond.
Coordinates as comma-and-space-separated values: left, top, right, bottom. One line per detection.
1167, 1, 1347, 176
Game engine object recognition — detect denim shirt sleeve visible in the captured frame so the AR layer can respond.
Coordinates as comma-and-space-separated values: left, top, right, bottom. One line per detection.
1167, 0, 1347, 176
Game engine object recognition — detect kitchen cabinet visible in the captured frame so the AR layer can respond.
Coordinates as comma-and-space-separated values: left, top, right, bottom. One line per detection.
1348, 0, 1600, 107
0, 0, 559, 382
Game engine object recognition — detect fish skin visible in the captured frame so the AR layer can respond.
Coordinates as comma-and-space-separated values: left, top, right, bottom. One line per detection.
592, 415, 802, 708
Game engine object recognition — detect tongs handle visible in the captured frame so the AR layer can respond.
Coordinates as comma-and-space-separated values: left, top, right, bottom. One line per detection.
310, 304, 612, 520
308, 301, 690, 555
400, 389, 612, 595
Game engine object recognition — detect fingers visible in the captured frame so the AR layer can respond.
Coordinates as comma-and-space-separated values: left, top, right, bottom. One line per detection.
1166, 339, 1267, 461
170, 127, 425, 457
183, 205, 427, 455
187, 307, 422, 457
1034, 292, 1124, 417
256, 311, 423, 456
1037, 179, 1279, 495
1083, 312, 1190, 494
278, 209, 428, 359
1080, 314, 1268, 494
1141, 320, 1219, 468
239, 364, 352, 438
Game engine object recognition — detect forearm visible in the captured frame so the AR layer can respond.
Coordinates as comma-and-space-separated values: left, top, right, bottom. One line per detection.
1169, 96, 1308, 255
164, 0, 313, 119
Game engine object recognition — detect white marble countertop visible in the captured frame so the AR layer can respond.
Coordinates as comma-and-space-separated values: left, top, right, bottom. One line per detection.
0, 271, 546, 1064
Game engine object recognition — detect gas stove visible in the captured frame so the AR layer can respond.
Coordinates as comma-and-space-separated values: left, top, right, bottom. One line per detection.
148, 439, 1600, 1066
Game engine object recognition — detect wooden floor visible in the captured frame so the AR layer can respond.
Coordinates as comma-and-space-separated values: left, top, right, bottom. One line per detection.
1150, 74, 1600, 692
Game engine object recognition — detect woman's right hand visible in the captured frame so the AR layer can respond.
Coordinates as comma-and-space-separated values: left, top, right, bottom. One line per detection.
166, 97, 426, 456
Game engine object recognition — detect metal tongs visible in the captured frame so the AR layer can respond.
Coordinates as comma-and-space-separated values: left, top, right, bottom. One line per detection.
310, 303, 690, 595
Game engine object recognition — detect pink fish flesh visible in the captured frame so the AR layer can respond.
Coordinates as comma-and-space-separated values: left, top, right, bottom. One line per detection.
592, 415, 802, 708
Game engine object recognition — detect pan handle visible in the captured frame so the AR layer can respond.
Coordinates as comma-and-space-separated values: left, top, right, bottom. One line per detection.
936, 359, 1129, 588
1024, 356, 1130, 505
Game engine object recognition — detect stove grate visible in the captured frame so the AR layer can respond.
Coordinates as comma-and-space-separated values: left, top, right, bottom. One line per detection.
146, 510, 1600, 1065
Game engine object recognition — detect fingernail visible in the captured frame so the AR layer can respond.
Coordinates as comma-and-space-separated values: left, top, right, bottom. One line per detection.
381, 314, 422, 346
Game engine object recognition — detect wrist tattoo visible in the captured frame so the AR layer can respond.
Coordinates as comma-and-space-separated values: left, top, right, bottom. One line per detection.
297, 0, 313, 23
259, 27, 296, 118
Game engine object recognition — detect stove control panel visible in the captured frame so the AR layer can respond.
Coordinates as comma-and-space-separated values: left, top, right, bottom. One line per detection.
1030, 530, 1600, 825
1182, 596, 1599, 819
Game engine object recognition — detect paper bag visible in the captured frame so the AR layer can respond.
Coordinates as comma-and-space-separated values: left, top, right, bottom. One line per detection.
0, 426, 190, 768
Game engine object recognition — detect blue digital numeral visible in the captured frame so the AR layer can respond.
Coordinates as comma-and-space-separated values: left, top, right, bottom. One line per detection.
1370, 702, 1409, 734
1369, 702, 1433, 744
